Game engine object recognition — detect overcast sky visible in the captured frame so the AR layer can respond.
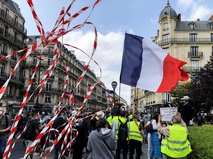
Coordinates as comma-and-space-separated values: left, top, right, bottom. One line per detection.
13, 0, 213, 105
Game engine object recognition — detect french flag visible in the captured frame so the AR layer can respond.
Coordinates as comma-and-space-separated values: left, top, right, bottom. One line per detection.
120, 33, 189, 93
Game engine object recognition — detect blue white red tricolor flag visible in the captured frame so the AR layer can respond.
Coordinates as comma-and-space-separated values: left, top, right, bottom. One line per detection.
66, 89, 78, 106
120, 33, 189, 93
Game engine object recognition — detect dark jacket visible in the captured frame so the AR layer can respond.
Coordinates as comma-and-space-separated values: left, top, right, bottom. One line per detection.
51, 116, 66, 144
178, 103, 195, 126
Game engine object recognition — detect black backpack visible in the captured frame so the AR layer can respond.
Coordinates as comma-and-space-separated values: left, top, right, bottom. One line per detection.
21, 120, 33, 140
118, 119, 128, 141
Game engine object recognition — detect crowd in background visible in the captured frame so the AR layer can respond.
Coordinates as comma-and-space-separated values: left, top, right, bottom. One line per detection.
0, 95, 212, 159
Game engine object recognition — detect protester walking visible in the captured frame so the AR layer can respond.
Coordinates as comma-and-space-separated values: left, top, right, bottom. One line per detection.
49, 109, 67, 159
146, 113, 162, 159
87, 118, 117, 159
21, 110, 40, 159
143, 109, 151, 144
158, 113, 192, 159
0, 107, 11, 159
128, 114, 145, 159
113, 110, 128, 159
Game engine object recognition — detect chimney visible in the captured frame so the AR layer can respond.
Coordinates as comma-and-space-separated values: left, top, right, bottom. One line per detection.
177, 14, 181, 21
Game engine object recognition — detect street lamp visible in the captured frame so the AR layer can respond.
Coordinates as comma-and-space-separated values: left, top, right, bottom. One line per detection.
35, 56, 43, 109
111, 81, 117, 106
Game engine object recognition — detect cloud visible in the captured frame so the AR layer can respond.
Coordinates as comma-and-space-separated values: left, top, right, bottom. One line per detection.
177, 0, 194, 12
189, 5, 212, 20
63, 30, 130, 104
177, 0, 213, 20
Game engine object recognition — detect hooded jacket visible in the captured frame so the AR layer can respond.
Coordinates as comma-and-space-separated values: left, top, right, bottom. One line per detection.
87, 128, 117, 159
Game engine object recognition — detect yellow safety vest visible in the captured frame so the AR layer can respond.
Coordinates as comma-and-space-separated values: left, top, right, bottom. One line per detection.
128, 114, 133, 121
107, 116, 113, 127
112, 116, 119, 127
115, 117, 126, 139
128, 121, 142, 142
161, 124, 192, 158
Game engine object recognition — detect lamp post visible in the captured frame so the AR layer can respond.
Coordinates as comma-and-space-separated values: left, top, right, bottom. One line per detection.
111, 81, 117, 106
36, 57, 43, 109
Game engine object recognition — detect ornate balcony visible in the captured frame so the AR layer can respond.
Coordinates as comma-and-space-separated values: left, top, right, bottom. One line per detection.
188, 52, 203, 59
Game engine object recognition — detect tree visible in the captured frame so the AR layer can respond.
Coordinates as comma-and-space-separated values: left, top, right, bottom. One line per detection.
189, 58, 213, 112
170, 82, 191, 101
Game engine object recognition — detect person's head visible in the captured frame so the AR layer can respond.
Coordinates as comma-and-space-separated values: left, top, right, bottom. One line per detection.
31, 110, 38, 118
151, 112, 159, 121
172, 115, 182, 124
96, 118, 108, 131
41, 110, 46, 116
181, 96, 190, 103
0, 107, 5, 117
95, 111, 105, 120
120, 110, 126, 117
132, 114, 139, 120
147, 109, 151, 114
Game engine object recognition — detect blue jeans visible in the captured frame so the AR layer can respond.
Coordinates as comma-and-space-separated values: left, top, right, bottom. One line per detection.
0, 139, 7, 159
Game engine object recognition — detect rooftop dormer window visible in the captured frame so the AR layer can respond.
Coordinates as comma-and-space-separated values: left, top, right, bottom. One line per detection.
189, 22, 196, 29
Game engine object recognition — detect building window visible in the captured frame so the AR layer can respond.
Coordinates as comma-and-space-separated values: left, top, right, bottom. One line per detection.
4, 25, 8, 36
46, 82, 52, 91
189, 33, 197, 42
191, 60, 199, 71
2, 44, 7, 55
48, 46, 54, 53
211, 33, 213, 42
33, 56, 37, 64
0, 64, 5, 76
5, 8, 9, 18
190, 46, 198, 56
14, 32, 18, 42
210, 23, 213, 29
212, 46, 213, 56
162, 34, 169, 43
163, 23, 169, 31
189, 23, 196, 29
45, 94, 51, 103
14, 16, 18, 25
48, 57, 53, 65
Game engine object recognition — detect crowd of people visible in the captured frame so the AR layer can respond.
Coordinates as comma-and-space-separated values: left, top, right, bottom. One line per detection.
0, 95, 209, 159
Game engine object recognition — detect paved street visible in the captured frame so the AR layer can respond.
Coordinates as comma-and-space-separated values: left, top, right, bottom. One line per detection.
9, 139, 166, 159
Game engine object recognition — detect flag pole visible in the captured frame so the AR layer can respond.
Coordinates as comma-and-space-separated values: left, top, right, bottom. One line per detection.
118, 81, 121, 105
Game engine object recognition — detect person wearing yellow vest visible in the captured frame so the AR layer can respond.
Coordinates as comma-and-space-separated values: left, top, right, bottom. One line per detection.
128, 111, 133, 121
112, 110, 128, 159
107, 112, 115, 128
128, 114, 145, 159
158, 113, 192, 159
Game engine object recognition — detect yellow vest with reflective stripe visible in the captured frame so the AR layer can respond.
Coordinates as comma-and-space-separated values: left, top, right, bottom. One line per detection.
115, 117, 126, 139
128, 121, 142, 142
161, 124, 192, 158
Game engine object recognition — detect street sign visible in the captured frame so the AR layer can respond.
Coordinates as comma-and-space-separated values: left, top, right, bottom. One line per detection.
111, 81, 117, 89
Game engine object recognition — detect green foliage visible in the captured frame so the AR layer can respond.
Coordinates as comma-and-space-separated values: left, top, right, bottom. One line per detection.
189, 58, 213, 112
188, 125, 213, 159
170, 82, 191, 100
